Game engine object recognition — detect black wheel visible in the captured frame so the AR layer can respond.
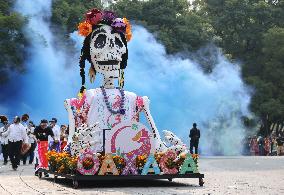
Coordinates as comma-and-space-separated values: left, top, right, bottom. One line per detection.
72, 180, 79, 189
38, 172, 42, 179
54, 175, 58, 183
168, 178, 173, 182
199, 178, 204, 186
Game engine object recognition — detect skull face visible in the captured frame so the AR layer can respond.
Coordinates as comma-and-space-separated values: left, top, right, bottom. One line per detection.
90, 25, 127, 79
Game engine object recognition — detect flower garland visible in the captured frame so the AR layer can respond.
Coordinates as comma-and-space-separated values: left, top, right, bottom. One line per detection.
46, 151, 199, 175
46, 150, 78, 174
78, 8, 132, 42
77, 151, 100, 175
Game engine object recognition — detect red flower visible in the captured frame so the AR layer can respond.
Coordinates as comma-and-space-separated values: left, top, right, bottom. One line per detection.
85, 8, 103, 25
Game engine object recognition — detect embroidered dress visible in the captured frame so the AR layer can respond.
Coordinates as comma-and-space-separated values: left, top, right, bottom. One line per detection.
85, 88, 143, 153
68, 88, 146, 154
86, 88, 137, 129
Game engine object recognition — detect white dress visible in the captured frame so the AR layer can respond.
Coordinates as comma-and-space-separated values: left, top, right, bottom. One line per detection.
86, 88, 137, 130
67, 88, 146, 154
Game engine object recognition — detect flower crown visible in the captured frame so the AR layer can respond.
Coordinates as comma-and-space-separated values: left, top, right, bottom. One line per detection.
78, 8, 132, 42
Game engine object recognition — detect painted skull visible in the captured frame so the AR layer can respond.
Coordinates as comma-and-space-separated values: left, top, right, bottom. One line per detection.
90, 25, 127, 78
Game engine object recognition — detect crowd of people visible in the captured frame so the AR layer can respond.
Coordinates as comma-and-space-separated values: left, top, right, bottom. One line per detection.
0, 114, 69, 172
244, 133, 284, 156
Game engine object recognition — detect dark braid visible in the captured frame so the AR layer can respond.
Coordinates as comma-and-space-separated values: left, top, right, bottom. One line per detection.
79, 33, 92, 93
120, 33, 128, 69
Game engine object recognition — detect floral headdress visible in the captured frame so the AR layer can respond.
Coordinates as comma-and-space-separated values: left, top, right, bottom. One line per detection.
78, 8, 132, 42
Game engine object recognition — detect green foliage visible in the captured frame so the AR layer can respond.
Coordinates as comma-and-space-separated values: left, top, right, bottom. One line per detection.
0, 0, 27, 84
202, 0, 284, 129
260, 27, 284, 121
51, 0, 102, 33
112, 0, 213, 53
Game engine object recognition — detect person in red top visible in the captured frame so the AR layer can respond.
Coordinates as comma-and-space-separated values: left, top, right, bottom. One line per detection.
264, 137, 271, 156
249, 136, 259, 155
60, 125, 67, 151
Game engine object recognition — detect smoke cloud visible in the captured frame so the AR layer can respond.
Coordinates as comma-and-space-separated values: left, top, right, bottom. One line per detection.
0, 0, 252, 155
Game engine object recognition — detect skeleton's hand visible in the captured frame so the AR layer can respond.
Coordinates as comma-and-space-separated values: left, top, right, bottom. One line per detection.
88, 67, 96, 83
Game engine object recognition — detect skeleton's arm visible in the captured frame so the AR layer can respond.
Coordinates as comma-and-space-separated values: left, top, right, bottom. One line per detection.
142, 96, 167, 152
64, 99, 75, 143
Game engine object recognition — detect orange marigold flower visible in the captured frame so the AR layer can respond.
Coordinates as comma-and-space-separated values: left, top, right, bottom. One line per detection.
78, 21, 92, 37
123, 18, 132, 41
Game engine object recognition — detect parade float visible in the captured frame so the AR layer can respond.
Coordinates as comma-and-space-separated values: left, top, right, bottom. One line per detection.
37, 8, 204, 188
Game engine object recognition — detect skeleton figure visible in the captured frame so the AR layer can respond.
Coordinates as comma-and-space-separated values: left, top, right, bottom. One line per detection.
88, 25, 127, 87
65, 12, 185, 156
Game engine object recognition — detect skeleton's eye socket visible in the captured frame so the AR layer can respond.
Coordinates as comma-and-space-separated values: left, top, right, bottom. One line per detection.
94, 34, 106, 49
115, 37, 123, 48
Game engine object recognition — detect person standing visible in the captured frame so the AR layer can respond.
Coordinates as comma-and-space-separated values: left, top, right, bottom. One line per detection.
0, 116, 28, 170
189, 123, 200, 154
264, 136, 271, 156
21, 114, 29, 128
20, 114, 30, 165
271, 136, 278, 156
0, 116, 10, 165
276, 133, 284, 156
60, 125, 67, 151
49, 118, 60, 152
34, 119, 56, 176
22, 121, 37, 164
257, 135, 265, 156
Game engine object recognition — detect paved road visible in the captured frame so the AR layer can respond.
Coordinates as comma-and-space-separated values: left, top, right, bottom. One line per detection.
0, 156, 283, 195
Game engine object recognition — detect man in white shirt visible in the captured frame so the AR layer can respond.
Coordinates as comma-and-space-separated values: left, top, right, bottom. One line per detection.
0, 116, 28, 170
49, 118, 60, 152
0, 116, 10, 165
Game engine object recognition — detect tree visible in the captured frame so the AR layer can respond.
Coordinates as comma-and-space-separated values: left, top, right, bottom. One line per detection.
51, 0, 102, 33
201, 0, 284, 134
112, 0, 214, 53
0, 0, 27, 84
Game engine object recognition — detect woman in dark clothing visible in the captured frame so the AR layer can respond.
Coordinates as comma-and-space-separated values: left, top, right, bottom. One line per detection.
34, 119, 56, 176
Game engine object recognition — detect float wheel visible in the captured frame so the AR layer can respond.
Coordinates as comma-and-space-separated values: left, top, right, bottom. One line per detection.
38, 172, 42, 179
199, 178, 204, 186
168, 178, 173, 182
72, 180, 79, 189
54, 175, 58, 183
